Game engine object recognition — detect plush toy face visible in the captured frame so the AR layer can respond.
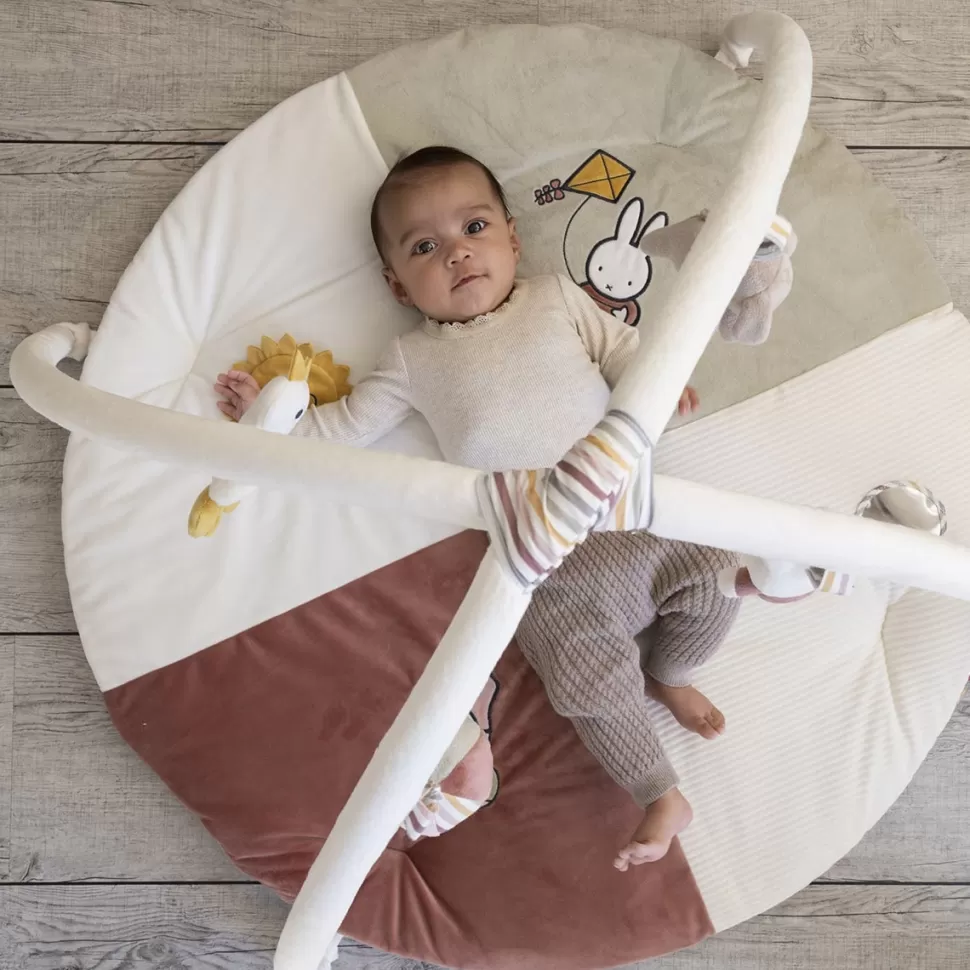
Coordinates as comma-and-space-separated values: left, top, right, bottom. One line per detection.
232, 333, 352, 407
243, 372, 311, 435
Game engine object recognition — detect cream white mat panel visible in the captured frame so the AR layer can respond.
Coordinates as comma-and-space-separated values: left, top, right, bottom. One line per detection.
61, 74, 455, 692
651, 306, 970, 930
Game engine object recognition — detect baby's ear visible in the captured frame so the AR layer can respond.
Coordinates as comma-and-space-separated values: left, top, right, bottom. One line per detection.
508, 217, 521, 262
382, 266, 413, 307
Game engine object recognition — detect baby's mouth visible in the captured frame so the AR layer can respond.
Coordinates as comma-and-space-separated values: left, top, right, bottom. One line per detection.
452, 273, 484, 290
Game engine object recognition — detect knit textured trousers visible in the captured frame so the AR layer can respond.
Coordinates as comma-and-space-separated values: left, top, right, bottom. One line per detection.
517, 531, 741, 807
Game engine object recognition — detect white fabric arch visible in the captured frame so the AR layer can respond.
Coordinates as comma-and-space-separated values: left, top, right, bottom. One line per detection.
9, 13, 970, 970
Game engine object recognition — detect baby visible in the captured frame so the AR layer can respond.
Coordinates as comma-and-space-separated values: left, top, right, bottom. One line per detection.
215, 146, 725, 867
215, 146, 696, 463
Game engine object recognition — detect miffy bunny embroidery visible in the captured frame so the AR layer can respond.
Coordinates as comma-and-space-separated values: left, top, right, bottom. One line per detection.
580, 199, 669, 326
535, 147, 796, 341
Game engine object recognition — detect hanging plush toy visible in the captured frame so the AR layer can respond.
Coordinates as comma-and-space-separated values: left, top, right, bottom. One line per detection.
717, 556, 822, 603
717, 481, 947, 604
188, 347, 312, 537
188, 335, 354, 538
639, 211, 797, 345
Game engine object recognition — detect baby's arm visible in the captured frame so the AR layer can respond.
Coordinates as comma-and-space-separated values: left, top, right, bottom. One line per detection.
557, 275, 698, 416
292, 337, 413, 446
215, 338, 414, 446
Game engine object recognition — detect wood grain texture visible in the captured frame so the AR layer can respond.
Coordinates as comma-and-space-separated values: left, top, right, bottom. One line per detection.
0, 638, 12, 880
0, 883, 288, 970
647, 885, 970, 970
2, 884, 970, 970
538, 0, 970, 148
0, 392, 72, 633
335, 942, 432, 970
0, 0, 537, 143
2, 144, 969, 387
1, 1, 969, 146
5, 634, 243, 883
857, 149, 970, 315
0, 144, 216, 387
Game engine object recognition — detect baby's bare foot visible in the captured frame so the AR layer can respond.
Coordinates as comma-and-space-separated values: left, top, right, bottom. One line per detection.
647, 677, 725, 740
614, 787, 693, 871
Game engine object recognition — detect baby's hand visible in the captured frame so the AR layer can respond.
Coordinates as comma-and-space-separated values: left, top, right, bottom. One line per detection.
214, 370, 261, 421
677, 385, 700, 416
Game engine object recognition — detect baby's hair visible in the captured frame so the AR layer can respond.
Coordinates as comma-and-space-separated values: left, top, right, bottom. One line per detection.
370, 146, 510, 263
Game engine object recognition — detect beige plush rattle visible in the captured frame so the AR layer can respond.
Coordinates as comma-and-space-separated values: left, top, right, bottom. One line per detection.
640, 211, 797, 344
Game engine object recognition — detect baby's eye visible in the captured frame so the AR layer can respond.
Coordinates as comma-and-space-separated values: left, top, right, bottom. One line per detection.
466, 219, 487, 235
413, 239, 436, 255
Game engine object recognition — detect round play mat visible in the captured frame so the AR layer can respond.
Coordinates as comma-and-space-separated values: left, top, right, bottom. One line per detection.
11, 12, 970, 970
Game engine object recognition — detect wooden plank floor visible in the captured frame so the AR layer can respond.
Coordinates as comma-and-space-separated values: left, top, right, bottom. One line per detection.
2, 1, 969, 968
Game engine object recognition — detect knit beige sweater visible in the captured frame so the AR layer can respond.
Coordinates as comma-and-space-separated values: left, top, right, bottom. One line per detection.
293, 274, 638, 470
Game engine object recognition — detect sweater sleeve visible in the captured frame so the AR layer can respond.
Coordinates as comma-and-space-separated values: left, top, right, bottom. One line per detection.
292, 336, 414, 446
556, 274, 640, 388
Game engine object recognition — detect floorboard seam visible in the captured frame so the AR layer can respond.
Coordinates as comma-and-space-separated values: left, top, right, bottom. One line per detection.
0, 633, 77, 638
2, 138, 970, 151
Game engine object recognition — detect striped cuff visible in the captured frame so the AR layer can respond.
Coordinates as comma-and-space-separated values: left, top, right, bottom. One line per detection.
478, 409, 652, 591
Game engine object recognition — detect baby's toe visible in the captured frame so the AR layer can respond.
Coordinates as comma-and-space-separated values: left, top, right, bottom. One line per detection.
613, 844, 637, 871
626, 840, 669, 865
690, 714, 720, 740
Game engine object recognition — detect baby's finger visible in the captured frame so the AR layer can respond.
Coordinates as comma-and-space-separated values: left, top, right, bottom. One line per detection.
216, 400, 235, 418
230, 376, 259, 396
226, 369, 256, 386
687, 386, 700, 411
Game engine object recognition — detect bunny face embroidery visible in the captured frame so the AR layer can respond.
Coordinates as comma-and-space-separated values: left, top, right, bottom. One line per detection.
581, 198, 668, 327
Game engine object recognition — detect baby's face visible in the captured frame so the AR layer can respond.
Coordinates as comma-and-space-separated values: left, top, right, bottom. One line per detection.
379, 164, 520, 322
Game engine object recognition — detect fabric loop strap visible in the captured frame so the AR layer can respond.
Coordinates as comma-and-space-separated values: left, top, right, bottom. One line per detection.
477, 410, 654, 590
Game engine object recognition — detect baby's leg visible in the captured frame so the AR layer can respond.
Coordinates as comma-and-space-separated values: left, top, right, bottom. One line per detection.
518, 592, 687, 862
644, 543, 741, 738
